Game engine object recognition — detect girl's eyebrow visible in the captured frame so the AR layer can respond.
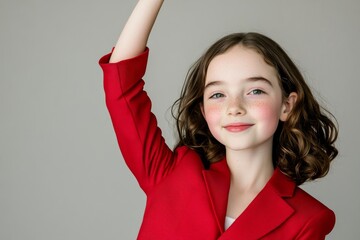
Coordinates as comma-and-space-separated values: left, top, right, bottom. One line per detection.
204, 76, 273, 90
247, 76, 273, 86
204, 80, 223, 90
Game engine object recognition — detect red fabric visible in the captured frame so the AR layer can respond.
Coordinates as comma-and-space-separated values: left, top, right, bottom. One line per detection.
99, 49, 335, 240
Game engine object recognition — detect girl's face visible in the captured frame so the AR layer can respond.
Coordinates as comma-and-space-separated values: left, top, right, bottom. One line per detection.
201, 45, 295, 154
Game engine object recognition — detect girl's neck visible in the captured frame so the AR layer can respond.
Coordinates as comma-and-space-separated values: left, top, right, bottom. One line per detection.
225, 147, 274, 193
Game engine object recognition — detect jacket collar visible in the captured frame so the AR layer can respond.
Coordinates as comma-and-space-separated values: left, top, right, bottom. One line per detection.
202, 159, 231, 233
202, 159, 296, 239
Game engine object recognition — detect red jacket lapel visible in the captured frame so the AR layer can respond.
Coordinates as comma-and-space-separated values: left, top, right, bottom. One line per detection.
203, 162, 296, 239
221, 169, 295, 239
202, 159, 230, 234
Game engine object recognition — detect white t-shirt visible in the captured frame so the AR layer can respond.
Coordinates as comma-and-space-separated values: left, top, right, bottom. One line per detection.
225, 216, 236, 230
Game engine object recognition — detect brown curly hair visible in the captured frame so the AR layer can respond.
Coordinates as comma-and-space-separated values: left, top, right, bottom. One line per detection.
171, 32, 338, 185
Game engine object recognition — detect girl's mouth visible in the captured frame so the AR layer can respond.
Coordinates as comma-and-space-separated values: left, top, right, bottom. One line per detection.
223, 123, 253, 132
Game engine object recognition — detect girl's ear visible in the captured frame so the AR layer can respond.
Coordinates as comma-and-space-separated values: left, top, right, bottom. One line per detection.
280, 92, 298, 121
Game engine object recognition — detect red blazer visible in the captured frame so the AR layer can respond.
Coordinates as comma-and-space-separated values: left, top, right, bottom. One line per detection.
99, 49, 335, 239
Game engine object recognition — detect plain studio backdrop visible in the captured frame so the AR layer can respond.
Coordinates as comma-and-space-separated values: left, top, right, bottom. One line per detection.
1, 0, 359, 239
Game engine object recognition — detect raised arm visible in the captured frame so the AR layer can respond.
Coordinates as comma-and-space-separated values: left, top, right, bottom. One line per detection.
109, 0, 164, 63
101, 0, 177, 193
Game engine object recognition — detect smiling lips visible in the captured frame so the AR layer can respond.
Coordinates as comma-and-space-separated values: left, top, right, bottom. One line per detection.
223, 123, 254, 132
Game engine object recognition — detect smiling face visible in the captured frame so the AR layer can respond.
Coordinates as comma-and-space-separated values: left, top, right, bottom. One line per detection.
201, 45, 292, 154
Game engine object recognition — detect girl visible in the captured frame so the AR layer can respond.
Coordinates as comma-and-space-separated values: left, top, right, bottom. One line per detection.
99, 0, 338, 239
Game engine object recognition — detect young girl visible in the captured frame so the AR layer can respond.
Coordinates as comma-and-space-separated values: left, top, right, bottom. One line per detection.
99, 1, 338, 239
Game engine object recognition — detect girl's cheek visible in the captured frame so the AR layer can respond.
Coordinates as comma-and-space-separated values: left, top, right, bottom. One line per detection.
252, 101, 281, 121
203, 104, 223, 141
204, 104, 222, 123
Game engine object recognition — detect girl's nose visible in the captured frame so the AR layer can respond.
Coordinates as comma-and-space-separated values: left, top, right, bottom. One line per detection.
227, 98, 246, 116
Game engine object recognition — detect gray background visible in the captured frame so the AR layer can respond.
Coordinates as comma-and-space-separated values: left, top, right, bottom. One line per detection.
1, 0, 359, 239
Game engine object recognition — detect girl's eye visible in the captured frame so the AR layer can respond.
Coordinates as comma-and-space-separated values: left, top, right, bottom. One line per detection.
249, 89, 264, 95
210, 93, 224, 99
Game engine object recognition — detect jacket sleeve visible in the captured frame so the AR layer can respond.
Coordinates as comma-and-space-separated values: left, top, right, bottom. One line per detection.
99, 48, 175, 193
295, 208, 336, 240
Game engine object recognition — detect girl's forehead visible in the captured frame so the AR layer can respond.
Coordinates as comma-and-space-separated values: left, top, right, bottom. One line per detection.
206, 45, 278, 83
